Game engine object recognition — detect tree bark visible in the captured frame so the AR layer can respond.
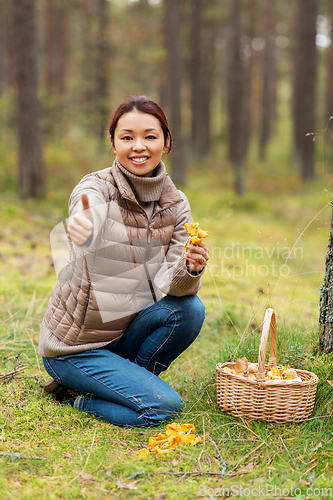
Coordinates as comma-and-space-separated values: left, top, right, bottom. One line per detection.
95, 0, 110, 139
293, 0, 318, 181
324, 0, 333, 148
259, 0, 276, 161
81, 0, 95, 127
227, 0, 247, 195
190, 0, 202, 160
13, 0, 46, 198
199, 21, 215, 157
241, 0, 257, 161
0, 0, 9, 95
164, 0, 185, 186
43, 0, 57, 97
43, 0, 70, 138
319, 203, 333, 353
191, 1, 217, 160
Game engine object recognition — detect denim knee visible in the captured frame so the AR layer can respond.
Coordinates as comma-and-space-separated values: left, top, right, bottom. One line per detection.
180, 295, 206, 329
142, 392, 184, 426
191, 295, 206, 323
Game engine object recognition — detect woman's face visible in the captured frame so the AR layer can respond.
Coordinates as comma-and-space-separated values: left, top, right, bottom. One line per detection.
112, 110, 167, 176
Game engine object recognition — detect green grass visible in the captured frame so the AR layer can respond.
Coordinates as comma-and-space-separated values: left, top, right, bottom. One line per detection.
1, 132, 333, 499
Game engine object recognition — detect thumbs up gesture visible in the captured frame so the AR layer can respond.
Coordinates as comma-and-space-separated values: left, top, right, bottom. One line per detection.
68, 194, 93, 245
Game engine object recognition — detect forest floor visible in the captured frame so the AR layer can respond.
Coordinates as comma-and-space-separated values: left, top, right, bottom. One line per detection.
1, 134, 333, 499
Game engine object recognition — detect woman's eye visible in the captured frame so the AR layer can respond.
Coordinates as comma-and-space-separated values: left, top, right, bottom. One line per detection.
147, 135, 156, 140
121, 136, 132, 141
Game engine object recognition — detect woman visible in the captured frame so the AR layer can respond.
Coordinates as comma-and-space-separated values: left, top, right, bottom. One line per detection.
39, 95, 209, 428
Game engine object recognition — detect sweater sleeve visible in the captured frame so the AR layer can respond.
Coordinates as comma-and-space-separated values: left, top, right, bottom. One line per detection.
153, 192, 205, 296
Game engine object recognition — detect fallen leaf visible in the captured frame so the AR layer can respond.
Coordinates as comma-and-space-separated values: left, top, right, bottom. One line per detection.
116, 479, 138, 490
238, 461, 255, 474
106, 469, 112, 477
171, 459, 178, 466
327, 401, 333, 416
328, 380, 333, 386
75, 470, 94, 482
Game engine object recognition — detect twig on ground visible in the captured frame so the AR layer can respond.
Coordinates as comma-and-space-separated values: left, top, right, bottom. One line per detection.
0, 452, 46, 461
230, 441, 265, 473
175, 473, 187, 484
68, 429, 97, 484
279, 435, 297, 469
1, 417, 9, 442
82, 429, 96, 472
0, 365, 28, 381
209, 436, 227, 475
0, 308, 25, 329
27, 328, 42, 375
159, 469, 252, 479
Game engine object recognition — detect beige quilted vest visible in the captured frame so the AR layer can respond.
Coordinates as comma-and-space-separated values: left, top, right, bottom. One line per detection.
43, 165, 182, 346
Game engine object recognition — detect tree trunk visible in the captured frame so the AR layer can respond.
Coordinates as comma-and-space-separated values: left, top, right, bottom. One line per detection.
190, 0, 202, 160
293, 0, 318, 181
55, 2, 70, 102
81, 0, 95, 129
164, 0, 185, 186
95, 0, 110, 139
199, 21, 215, 157
241, 0, 257, 161
0, 0, 9, 95
43, 0, 57, 97
227, 0, 247, 195
325, 0, 333, 151
259, 0, 276, 161
13, 0, 46, 198
319, 204, 333, 353
43, 0, 70, 138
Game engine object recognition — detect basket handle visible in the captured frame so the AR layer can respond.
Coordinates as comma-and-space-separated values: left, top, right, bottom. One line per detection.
257, 308, 277, 383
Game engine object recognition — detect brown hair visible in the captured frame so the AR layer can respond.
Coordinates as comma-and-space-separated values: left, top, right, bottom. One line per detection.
108, 95, 172, 154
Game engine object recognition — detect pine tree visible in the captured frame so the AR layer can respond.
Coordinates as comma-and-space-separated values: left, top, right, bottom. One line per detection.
319, 202, 333, 353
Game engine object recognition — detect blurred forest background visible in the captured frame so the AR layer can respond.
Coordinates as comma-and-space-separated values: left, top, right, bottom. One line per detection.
1, 0, 333, 198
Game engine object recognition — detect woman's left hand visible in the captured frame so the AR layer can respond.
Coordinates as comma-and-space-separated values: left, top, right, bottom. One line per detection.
185, 241, 209, 273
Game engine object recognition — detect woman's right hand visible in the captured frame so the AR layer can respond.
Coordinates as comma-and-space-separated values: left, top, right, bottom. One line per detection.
68, 193, 93, 245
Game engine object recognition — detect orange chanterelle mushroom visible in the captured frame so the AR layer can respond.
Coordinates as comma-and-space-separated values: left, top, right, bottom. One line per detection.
184, 222, 209, 249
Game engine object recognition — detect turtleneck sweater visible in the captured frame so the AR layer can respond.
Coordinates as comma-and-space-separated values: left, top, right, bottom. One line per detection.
115, 158, 166, 202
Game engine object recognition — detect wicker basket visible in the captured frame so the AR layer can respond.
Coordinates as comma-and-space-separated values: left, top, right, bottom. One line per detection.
216, 308, 318, 423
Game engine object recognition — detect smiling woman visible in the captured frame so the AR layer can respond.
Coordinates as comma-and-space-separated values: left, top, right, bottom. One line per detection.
39, 95, 209, 428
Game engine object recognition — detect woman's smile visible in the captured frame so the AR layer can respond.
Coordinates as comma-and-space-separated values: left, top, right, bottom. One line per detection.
129, 156, 150, 165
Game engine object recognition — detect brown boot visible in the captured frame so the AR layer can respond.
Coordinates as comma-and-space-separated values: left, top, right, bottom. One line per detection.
43, 378, 77, 406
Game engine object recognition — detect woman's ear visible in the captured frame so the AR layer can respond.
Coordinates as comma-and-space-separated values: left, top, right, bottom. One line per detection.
163, 138, 170, 155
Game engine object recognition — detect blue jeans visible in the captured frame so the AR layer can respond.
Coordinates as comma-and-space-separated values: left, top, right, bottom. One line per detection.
42, 295, 205, 428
